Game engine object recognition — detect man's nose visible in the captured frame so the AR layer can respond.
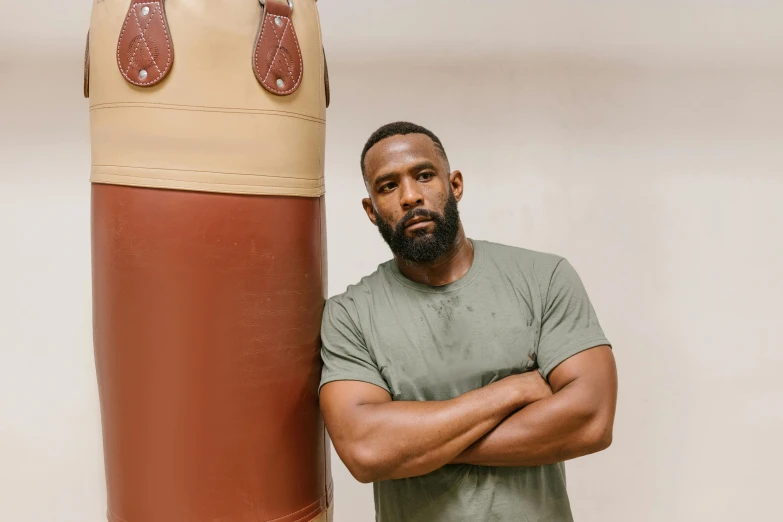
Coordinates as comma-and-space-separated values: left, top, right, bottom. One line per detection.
399, 179, 423, 211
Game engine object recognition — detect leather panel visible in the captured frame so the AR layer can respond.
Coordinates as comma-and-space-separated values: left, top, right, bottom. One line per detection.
87, 0, 326, 197
92, 183, 333, 522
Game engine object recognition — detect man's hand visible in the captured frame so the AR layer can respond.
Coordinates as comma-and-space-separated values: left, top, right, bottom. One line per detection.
518, 369, 553, 404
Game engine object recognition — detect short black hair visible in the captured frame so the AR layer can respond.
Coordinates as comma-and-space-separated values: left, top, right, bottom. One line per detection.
360, 121, 449, 178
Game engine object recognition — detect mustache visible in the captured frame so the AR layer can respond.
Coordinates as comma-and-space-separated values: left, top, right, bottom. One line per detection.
395, 208, 442, 231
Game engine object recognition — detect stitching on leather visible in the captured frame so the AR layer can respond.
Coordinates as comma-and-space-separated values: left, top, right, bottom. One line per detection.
117, 6, 133, 76
261, 14, 290, 82
262, 14, 292, 86
93, 164, 327, 183
123, 14, 142, 76
89, 104, 325, 123
267, 503, 322, 521
121, 4, 155, 78
282, 14, 304, 95
118, 2, 172, 86
269, 13, 284, 52
253, 10, 269, 81
287, 506, 327, 522
92, 172, 325, 186
156, 2, 172, 75
257, 492, 331, 522
276, 13, 304, 95
91, 173, 326, 194
152, 1, 173, 76
90, 103, 325, 122
132, 6, 161, 78
254, 9, 303, 95
90, 177, 326, 197
89, 101, 325, 122
262, 14, 287, 83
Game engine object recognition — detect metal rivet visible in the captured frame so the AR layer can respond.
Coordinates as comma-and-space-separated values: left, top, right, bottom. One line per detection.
141, 6, 150, 15
275, 16, 283, 27
276, 78, 285, 89
139, 69, 148, 80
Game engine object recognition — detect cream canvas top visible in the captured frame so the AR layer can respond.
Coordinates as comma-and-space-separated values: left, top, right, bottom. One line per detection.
88, 0, 326, 197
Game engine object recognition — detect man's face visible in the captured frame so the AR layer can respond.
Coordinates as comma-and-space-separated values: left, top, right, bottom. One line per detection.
362, 134, 463, 263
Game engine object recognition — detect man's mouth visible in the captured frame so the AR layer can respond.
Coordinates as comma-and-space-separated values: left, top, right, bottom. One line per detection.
404, 216, 433, 230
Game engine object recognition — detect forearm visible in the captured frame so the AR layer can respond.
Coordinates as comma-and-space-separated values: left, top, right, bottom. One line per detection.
343, 379, 526, 482
454, 377, 615, 467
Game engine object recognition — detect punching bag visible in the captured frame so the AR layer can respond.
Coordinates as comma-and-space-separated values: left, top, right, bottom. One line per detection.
85, 1, 332, 521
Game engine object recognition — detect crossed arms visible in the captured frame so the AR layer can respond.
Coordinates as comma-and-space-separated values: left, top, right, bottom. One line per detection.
319, 345, 617, 484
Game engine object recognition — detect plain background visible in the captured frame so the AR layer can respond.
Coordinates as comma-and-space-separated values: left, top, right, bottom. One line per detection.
2, 1, 782, 521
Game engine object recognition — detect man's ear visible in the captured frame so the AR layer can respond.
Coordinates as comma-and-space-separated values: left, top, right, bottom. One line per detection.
362, 198, 378, 226
449, 170, 464, 202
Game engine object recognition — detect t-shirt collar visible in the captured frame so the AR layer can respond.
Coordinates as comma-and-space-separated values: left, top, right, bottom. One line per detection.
387, 239, 486, 293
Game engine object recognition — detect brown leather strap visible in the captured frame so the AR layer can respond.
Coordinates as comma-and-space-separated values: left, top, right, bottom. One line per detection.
117, 1, 174, 87
253, 1, 304, 95
83, 29, 90, 98
323, 47, 330, 108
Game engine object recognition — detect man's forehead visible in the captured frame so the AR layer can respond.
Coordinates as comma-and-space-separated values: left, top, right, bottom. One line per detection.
365, 134, 442, 178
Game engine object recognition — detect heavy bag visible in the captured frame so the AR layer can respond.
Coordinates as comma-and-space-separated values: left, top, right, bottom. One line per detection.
85, 1, 332, 521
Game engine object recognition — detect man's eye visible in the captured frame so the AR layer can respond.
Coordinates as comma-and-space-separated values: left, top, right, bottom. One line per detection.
380, 183, 396, 192
419, 172, 434, 180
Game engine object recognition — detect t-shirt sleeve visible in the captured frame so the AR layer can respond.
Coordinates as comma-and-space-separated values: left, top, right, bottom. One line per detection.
537, 258, 611, 379
319, 298, 391, 395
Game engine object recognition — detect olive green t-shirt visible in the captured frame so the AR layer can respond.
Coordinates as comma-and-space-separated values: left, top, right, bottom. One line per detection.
319, 240, 611, 522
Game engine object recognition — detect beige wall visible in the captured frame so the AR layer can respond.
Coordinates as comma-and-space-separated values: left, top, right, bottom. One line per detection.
321, 59, 783, 521
2, 6, 783, 522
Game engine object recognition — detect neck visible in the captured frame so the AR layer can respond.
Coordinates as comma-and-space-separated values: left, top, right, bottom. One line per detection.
395, 227, 474, 287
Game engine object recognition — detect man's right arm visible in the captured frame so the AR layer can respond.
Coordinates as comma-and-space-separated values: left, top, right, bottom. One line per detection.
319, 372, 550, 484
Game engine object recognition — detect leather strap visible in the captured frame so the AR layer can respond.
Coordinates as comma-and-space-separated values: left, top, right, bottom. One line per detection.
83, 29, 90, 98
117, 1, 174, 87
323, 47, 330, 108
253, 1, 304, 96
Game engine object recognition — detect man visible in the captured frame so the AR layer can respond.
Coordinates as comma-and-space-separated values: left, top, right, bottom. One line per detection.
319, 121, 617, 521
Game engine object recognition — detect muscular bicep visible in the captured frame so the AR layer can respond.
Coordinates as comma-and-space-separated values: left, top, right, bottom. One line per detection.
320, 381, 391, 443
547, 345, 617, 408
546, 345, 618, 449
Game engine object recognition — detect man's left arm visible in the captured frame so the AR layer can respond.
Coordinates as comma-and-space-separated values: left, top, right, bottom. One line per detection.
455, 257, 617, 467
452, 344, 617, 467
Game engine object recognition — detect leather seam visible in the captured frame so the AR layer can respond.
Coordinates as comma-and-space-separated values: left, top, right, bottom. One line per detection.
265, 491, 331, 522
108, 499, 327, 522
90, 179, 326, 197
88, 103, 325, 123
92, 165, 326, 183
89, 105, 324, 123
288, 506, 327, 522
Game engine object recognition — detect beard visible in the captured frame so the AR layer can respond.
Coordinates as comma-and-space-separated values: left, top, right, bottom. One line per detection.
374, 191, 461, 263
